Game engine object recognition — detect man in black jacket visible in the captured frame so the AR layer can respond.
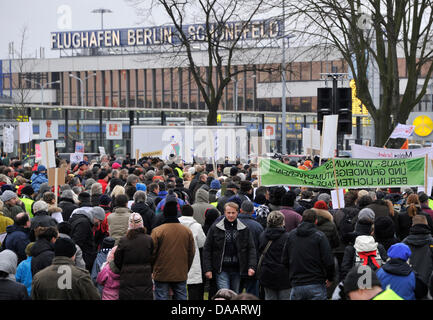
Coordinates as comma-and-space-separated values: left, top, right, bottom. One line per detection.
402, 214, 433, 297
30, 201, 58, 242
216, 183, 239, 213
58, 189, 78, 222
282, 209, 335, 300
69, 206, 105, 271
1, 212, 31, 263
203, 201, 257, 294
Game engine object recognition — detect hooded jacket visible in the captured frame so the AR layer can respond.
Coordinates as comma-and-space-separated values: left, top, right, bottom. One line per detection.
69, 209, 96, 271
0, 249, 29, 300
30, 238, 55, 276
96, 261, 120, 300
279, 206, 302, 233
31, 172, 48, 193
1, 224, 30, 263
376, 244, 420, 301
191, 188, 215, 226
402, 224, 433, 285
30, 210, 58, 241
203, 218, 257, 276
58, 197, 78, 222
257, 227, 291, 290
107, 207, 132, 245
178, 216, 207, 284
312, 208, 340, 249
282, 222, 335, 287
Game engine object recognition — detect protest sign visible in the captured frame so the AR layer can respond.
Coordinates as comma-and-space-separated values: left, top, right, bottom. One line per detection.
331, 189, 345, 209
39, 120, 58, 140
40, 141, 56, 168
259, 157, 426, 189
351, 144, 433, 159
320, 115, 338, 159
75, 142, 84, 153
302, 127, 321, 155
2, 126, 14, 153
70, 153, 84, 164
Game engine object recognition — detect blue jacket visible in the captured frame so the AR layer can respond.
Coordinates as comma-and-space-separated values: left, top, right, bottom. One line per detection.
15, 256, 33, 296
238, 214, 264, 256
2, 224, 30, 263
376, 258, 416, 300
91, 248, 110, 294
31, 173, 48, 193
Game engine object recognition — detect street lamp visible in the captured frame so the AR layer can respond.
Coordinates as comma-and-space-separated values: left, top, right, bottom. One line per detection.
24, 79, 60, 106
69, 73, 97, 143
69, 73, 97, 106
91, 8, 112, 30
232, 74, 256, 125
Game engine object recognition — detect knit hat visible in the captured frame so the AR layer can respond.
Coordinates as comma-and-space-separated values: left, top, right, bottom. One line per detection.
128, 212, 144, 230
358, 208, 375, 222
1, 185, 15, 193
223, 167, 231, 176
78, 161, 89, 168
267, 211, 285, 228
102, 237, 115, 249
61, 189, 75, 200
37, 165, 47, 172
317, 193, 331, 204
136, 183, 147, 192
54, 237, 77, 258
237, 173, 246, 181
78, 192, 91, 203
374, 216, 395, 239
343, 265, 382, 295
112, 162, 121, 169
0, 190, 17, 202
314, 200, 328, 210
230, 166, 238, 177
387, 243, 411, 261
91, 206, 106, 221
33, 200, 48, 213
99, 194, 112, 206
210, 179, 221, 190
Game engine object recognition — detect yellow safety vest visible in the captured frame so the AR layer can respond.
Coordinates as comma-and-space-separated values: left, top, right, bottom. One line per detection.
175, 167, 183, 179
372, 289, 404, 300
20, 197, 34, 218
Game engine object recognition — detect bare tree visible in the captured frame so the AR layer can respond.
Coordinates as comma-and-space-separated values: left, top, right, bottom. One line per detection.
284, 0, 433, 146
126, 0, 286, 125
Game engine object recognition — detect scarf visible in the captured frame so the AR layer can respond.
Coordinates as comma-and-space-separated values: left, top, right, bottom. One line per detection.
358, 250, 381, 269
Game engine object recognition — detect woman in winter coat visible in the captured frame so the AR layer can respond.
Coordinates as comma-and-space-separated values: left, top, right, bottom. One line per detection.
397, 194, 433, 241
90, 183, 103, 207
58, 190, 78, 222
96, 246, 120, 300
114, 213, 154, 300
257, 211, 290, 300
312, 201, 340, 249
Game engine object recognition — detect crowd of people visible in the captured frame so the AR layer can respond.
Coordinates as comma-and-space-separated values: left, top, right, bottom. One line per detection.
0, 152, 432, 300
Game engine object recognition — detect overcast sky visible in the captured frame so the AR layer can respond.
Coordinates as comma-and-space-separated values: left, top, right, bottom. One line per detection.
0, 0, 170, 59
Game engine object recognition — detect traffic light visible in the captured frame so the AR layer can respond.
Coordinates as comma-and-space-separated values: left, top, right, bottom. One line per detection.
317, 88, 332, 132
336, 87, 352, 134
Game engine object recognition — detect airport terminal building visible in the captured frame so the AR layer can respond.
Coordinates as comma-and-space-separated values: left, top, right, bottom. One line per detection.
1, 21, 430, 155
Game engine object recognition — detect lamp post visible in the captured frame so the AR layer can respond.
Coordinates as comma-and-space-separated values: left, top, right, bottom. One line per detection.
25, 79, 60, 106
69, 73, 97, 145
91, 8, 112, 30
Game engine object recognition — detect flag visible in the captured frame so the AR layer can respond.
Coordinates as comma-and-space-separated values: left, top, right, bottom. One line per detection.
389, 123, 415, 139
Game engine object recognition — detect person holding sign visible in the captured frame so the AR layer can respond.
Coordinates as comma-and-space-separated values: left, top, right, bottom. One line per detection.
30, 165, 49, 194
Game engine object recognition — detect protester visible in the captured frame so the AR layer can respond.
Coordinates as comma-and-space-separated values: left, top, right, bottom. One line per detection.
58, 189, 78, 222
374, 216, 400, 251
178, 204, 207, 300
402, 214, 433, 298
114, 213, 154, 300
57, 221, 86, 269
203, 202, 257, 294
151, 198, 195, 300
30, 226, 58, 276
30, 165, 48, 193
1, 190, 25, 220
130, 191, 154, 235
191, 188, 215, 226
376, 243, 427, 300
343, 265, 403, 300
257, 211, 290, 300
397, 193, 433, 240
282, 209, 335, 300
0, 249, 29, 300
31, 237, 100, 300
96, 246, 120, 300
107, 194, 132, 245
15, 242, 34, 296
91, 236, 115, 292
1, 212, 31, 263
279, 191, 303, 233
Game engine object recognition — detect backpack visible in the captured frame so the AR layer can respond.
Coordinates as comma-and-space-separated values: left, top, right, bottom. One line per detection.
339, 208, 358, 244
354, 249, 383, 271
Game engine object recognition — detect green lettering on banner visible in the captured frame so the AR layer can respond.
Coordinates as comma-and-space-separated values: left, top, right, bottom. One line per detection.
259, 157, 426, 189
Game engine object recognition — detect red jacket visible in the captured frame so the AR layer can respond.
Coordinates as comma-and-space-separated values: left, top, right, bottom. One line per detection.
98, 179, 108, 194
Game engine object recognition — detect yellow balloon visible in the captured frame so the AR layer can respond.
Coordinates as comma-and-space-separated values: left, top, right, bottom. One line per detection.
413, 115, 433, 137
